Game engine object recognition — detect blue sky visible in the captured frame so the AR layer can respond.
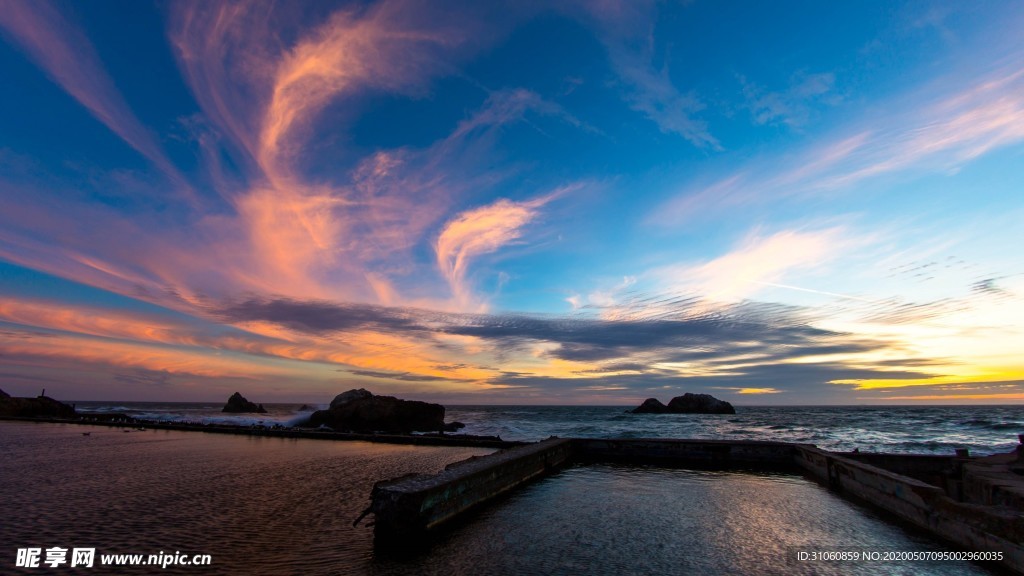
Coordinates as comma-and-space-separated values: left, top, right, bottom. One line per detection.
0, 0, 1022, 404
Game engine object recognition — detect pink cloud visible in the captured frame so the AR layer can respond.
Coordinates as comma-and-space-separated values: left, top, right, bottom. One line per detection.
436, 193, 561, 309
0, 2, 604, 398
166, 1, 535, 309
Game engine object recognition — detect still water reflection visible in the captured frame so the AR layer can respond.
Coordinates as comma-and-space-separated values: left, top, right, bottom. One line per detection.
0, 422, 995, 575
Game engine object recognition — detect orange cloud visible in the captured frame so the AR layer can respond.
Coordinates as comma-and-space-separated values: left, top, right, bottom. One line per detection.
167, 1, 488, 308
0, 298, 210, 347
0, 329, 290, 381
259, 4, 452, 182
0, 295, 508, 392
871, 393, 1024, 401
436, 194, 555, 308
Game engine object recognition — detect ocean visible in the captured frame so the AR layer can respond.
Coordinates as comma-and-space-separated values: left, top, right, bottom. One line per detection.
3, 403, 1020, 574
72, 401, 1024, 455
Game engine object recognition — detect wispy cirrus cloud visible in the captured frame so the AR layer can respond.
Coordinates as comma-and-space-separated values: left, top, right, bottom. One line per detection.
171, 0, 465, 302
0, 0, 188, 191
652, 59, 1024, 224
650, 227, 857, 305
740, 71, 839, 128
0, 325, 290, 381
0, 1, 577, 318
255, 1, 465, 184
450, 88, 586, 140
436, 192, 562, 309
569, 0, 719, 149
166, 1, 576, 311
572, 226, 863, 325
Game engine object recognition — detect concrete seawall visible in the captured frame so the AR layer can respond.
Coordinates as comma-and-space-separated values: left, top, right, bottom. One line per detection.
836, 452, 963, 491
0, 415, 522, 449
794, 445, 1024, 572
370, 438, 574, 547
575, 437, 801, 468
370, 437, 1024, 574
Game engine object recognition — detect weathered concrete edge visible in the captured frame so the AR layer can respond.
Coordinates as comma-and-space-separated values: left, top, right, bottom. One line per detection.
370, 438, 574, 543
371, 439, 1024, 574
795, 446, 1024, 574
574, 437, 804, 468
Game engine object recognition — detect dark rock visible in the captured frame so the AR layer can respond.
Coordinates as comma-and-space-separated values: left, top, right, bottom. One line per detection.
0, 388, 9, 399
443, 421, 466, 432
297, 404, 313, 411
222, 392, 267, 414
0, 395, 77, 418
630, 393, 735, 415
631, 398, 669, 414
666, 393, 736, 414
330, 388, 373, 408
303, 389, 446, 433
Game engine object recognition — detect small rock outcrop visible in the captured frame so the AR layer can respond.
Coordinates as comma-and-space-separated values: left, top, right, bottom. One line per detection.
631, 398, 669, 414
330, 388, 373, 408
667, 393, 735, 414
0, 388, 9, 399
0, 394, 77, 418
302, 389, 447, 433
630, 393, 735, 415
222, 392, 267, 414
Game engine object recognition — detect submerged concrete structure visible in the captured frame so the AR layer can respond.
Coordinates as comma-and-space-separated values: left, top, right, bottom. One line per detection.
368, 436, 1024, 574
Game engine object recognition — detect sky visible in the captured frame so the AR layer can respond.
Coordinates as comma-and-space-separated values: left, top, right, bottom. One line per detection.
0, 0, 1022, 405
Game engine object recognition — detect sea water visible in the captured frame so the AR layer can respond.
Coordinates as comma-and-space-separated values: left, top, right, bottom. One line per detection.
0, 421, 1005, 575
73, 402, 1024, 455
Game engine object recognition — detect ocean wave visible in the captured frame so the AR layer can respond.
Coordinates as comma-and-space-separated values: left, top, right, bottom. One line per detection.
69, 403, 1023, 455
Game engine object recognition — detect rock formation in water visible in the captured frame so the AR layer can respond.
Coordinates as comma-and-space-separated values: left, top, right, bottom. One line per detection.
0, 393, 77, 418
630, 393, 735, 415
330, 388, 373, 408
222, 392, 267, 414
302, 389, 447, 433
667, 393, 735, 414
631, 398, 670, 413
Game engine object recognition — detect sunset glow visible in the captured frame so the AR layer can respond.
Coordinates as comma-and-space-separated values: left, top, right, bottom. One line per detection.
1, 0, 1022, 404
